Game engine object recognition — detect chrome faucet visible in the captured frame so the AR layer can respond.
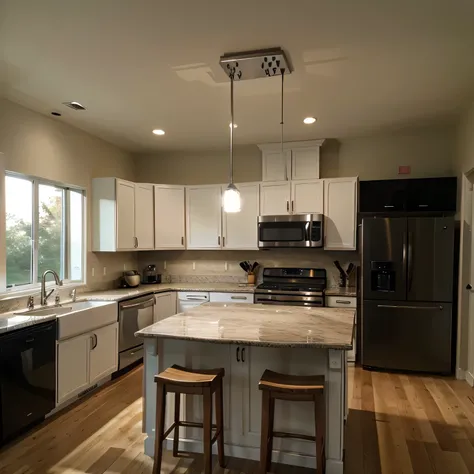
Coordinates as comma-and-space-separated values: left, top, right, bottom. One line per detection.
41, 270, 63, 306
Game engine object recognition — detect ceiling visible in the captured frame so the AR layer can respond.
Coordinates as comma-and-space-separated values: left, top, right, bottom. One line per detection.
1, 0, 474, 152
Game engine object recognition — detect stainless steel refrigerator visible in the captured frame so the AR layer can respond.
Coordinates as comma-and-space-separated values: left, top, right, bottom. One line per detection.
361, 216, 454, 374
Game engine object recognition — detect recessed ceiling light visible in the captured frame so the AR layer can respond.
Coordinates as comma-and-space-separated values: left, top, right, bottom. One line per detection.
152, 129, 165, 136
229, 123, 238, 128
303, 117, 317, 124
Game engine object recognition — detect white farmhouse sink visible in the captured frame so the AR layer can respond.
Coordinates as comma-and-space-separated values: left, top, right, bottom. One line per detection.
16, 301, 118, 340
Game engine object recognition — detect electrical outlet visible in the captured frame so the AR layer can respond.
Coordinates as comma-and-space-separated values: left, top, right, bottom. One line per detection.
123, 264, 126, 271
91, 267, 95, 277
224, 261, 228, 271
103, 267, 107, 276
192, 262, 196, 271
164, 261, 167, 270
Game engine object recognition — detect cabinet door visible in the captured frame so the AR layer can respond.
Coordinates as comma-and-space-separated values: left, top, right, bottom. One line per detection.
291, 147, 320, 180
186, 186, 222, 249
291, 179, 324, 214
135, 183, 154, 250
89, 323, 118, 385
57, 334, 90, 405
406, 177, 457, 213
154, 292, 177, 322
177, 342, 234, 442
222, 183, 259, 249
116, 179, 136, 250
262, 150, 291, 181
237, 345, 326, 454
260, 182, 291, 216
154, 185, 185, 249
360, 179, 406, 213
324, 177, 358, 250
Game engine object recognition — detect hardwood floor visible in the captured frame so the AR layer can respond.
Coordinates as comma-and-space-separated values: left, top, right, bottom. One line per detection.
1, 365, 474, 473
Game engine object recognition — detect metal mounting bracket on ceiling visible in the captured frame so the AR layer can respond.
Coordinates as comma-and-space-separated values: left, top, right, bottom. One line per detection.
219, 47, 292, 80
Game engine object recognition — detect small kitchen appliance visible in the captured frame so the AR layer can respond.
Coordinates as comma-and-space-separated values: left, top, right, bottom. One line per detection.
142, 265, 161, 284
119, 270, 140, 288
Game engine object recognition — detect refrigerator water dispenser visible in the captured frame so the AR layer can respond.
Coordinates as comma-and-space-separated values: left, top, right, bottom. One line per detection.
370, 261, 395, 292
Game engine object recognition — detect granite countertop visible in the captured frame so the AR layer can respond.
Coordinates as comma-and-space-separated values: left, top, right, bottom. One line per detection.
325, 287, 357, 297
135, 302, 355, 349
0, 312, 56, 335
81, 283, 256, 302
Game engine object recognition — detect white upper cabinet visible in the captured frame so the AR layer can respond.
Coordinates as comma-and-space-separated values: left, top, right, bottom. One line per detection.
116, 179, 136, 250
154, 185, 185, 249
134, 183, 154, 250
324, 177, 358, 250
259, 141, 324, 182
261, 150, 291, 181
222, 183, 259, 250
92, 178, 155, 251
260, 182, 291, 216
291, 180, 324, 215
186, 185, 222, 249
291, 148, 321, 180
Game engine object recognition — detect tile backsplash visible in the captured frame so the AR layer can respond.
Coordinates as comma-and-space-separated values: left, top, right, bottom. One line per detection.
137, 249, 360, 287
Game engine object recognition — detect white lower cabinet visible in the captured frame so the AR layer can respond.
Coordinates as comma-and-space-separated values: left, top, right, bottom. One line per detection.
326, 296, 356, 362
154, 292, 177, 322
57, 322, 118, 406
57, 333, 90, 405
89, 323, 119, 385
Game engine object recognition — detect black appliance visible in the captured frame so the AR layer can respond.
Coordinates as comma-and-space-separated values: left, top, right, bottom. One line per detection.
255, 267, 326, 306
0, 321, 56, 443
361, 216, 455, 374
258, 214, 323, 248
360, 177, 457, 214
142, 264, 161, 284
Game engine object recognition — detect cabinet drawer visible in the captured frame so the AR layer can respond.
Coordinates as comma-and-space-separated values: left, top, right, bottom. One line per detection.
209, 292, 254, 304
326, 296, 356, 308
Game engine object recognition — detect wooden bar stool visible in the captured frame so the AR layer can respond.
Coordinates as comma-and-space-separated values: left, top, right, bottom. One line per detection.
152, 364, 225, 474
258, 370, 326, 474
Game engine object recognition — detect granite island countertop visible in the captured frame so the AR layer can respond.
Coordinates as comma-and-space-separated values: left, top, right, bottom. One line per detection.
81, 283, 256, 302
135, 302, 355, 349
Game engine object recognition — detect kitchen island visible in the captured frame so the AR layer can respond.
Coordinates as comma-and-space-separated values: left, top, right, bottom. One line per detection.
136, 303, 354, 474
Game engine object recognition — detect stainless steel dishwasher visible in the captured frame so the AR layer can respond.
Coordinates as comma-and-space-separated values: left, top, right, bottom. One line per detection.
118, 294, 155, 370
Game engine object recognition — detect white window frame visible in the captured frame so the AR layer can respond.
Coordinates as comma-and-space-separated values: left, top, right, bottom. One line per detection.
3, 170, 86, 294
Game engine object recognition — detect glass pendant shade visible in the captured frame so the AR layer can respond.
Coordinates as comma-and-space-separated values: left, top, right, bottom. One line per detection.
223, 183, 241, 213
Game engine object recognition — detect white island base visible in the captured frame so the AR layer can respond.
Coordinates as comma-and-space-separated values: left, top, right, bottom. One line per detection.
142, 338, 347, 474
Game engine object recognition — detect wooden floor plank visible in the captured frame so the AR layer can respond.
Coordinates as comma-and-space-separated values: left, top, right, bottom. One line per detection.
2, 365, 474, 474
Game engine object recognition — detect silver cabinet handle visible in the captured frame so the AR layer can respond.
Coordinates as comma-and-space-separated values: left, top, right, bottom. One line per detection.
236, 347, 240, 362
377, 304, 443, 310
136, 237, 139, 248
218, 236, 221, 246
336, 300, 351, 304
231, 296, 247, 300
90, 334, 98, 350
181, 236, 184, 245
241, 347, 246, 363
418, 204, 429, 208
384, 205, 395, 208
223, 236, 225, 247
121, 297, 155, 309
407, 231, 414, 291
185, 296, 208, 301
291, 201, 294, 212
286, 201, 289, 212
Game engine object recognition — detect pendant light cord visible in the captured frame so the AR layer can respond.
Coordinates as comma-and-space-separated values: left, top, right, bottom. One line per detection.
230, 70, 235, 185
280, 69, 285, 160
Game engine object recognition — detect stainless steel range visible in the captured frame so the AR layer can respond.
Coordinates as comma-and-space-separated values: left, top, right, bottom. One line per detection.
254, 267, 326, 307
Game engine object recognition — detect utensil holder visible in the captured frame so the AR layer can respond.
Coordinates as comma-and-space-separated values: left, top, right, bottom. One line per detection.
247, 273, 256, 284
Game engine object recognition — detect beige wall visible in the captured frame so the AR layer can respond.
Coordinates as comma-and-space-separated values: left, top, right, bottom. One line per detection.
0, 99, 138, 289
134, 121, 456, 184
134, 145, 262, 185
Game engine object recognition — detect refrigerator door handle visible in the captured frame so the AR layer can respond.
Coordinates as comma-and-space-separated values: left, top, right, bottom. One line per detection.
377, 304, 443, 310
407, 231, 414, 291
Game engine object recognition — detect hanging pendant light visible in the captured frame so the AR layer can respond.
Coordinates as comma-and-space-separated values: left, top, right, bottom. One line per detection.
223, 68, 241, 213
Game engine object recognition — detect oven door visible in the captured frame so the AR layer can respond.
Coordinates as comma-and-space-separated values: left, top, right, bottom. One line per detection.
258, 214, 313, 248
254, 293, 324, 307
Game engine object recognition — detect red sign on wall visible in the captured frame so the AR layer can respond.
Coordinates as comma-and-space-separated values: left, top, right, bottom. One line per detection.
398, 165, 411, 175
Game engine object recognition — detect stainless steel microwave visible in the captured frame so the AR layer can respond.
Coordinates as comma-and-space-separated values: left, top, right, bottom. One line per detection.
258, 214, 324, 248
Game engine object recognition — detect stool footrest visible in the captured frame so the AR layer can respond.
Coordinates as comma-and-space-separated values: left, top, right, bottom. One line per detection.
272, 430, 316, 442
161, 420, 219, 442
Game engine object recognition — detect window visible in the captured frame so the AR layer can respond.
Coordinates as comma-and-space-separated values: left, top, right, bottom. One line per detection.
5, 173, 85, 290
